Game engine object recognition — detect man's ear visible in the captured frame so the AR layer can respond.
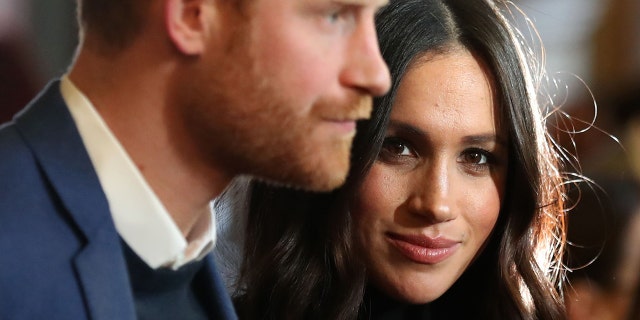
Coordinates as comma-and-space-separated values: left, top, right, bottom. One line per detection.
165, 0, 211, 55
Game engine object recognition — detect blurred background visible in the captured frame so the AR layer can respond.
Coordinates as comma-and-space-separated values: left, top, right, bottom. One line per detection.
0, 0, 639, 318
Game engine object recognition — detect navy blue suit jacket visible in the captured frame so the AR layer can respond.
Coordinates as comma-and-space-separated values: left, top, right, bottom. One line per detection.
0, 81, 237, 320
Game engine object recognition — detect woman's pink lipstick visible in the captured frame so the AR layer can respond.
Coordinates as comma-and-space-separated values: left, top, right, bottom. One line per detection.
387, 233, 460, 264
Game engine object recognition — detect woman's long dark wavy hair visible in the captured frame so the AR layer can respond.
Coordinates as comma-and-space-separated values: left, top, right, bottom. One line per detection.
234, 0, 568, 319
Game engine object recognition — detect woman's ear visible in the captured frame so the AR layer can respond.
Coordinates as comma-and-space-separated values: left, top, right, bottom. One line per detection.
165, 0, 211, 55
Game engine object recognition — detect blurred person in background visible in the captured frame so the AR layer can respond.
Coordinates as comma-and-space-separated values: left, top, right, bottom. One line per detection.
565, 176, 640, 320
0, 0, 39, 122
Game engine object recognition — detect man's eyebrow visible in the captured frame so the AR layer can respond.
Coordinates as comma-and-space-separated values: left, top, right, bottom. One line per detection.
336, 0, 389, 8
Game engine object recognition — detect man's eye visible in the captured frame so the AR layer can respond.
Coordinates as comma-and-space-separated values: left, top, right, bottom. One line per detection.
321, 6, 356, 30
327, 10, 342, 23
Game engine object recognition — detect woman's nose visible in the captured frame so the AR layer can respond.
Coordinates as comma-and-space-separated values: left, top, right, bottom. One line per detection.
407, 163, 456, 224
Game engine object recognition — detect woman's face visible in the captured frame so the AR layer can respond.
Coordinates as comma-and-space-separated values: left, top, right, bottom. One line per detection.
351, 49, 508, 303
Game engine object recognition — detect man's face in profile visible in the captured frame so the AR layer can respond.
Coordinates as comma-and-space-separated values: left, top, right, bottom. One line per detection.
179, 0, 390, 191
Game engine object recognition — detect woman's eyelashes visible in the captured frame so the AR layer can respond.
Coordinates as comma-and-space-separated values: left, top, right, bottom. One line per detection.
458, 147, 499, 175
379, 137, 417, 163
378, 136, 503, 174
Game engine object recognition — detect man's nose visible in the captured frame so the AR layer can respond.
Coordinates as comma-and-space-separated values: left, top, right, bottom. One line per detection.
341, 18, 391, 97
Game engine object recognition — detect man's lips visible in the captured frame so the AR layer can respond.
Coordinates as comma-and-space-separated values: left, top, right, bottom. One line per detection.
320, 94, 372, 135
326, 119, 357, 132
386, 232, 461, 264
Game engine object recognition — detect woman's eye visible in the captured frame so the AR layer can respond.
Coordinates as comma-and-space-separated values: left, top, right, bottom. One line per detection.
378, 137, 418, 166
459, 148, 498, 174
461, 151, 489, 165
381, 138, 414, 157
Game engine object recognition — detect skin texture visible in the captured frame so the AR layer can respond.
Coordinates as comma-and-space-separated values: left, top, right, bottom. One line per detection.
173, 0, 391, 192
69, 0, 390, 235
351, 48, 508, 304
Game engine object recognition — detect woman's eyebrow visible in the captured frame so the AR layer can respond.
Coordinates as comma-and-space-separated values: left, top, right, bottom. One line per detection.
461, 134, 507, 147
388, 120, 507, 147
387, 120, 427, 140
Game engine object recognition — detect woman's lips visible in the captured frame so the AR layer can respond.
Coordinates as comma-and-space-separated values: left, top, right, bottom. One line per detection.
387, 233, 460, 265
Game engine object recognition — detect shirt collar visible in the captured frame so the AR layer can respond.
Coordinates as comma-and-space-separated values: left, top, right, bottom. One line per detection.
60, 76, 215, 270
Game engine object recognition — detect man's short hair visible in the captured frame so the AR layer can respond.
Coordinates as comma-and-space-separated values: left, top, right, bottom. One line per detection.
77, 0, 152, 50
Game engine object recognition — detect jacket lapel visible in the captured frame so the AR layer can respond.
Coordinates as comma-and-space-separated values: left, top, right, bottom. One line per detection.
14, 80, 136, 320
198, 255, 239, 320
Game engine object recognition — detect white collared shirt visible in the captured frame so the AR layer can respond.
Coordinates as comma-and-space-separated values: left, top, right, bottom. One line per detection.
60, 76, 215, 270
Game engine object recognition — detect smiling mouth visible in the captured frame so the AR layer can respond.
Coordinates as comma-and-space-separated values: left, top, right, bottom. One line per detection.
386, 233, 460, 265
